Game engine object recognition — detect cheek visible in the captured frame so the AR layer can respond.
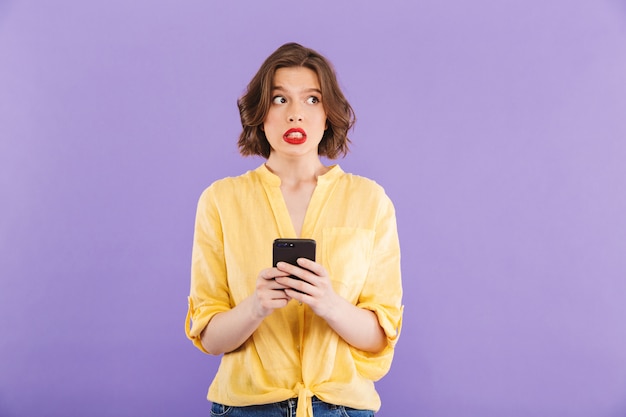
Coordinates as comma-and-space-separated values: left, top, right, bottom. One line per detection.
264, 109, 282, 127
313, 112, 328, 128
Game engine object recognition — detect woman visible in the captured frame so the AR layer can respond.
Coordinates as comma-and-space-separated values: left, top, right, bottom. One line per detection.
186, 42, 403, 417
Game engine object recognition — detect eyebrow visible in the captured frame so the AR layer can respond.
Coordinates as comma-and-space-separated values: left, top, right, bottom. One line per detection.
272, 86, 322, 95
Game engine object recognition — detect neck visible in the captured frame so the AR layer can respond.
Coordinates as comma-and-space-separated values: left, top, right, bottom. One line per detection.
265, 155, 328, 185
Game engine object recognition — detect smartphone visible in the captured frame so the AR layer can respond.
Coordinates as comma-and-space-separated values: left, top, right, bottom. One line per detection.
273, 238, 316, 278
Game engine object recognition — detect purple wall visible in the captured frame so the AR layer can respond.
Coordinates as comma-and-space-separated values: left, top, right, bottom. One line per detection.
1, 1, 625, 416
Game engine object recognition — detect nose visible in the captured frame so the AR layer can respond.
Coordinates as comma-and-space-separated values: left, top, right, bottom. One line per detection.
287, 103, 303, 122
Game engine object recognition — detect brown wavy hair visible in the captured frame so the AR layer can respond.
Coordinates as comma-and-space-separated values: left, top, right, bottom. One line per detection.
237, 43, 356, 159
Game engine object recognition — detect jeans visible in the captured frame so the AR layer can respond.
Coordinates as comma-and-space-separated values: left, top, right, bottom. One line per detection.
210, 397, 374, 417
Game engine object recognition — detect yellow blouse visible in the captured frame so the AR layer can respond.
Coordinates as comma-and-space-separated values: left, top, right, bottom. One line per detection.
185, 164, 403, 417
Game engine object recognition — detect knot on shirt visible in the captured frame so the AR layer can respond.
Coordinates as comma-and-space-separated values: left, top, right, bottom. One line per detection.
295, 383, 314, 417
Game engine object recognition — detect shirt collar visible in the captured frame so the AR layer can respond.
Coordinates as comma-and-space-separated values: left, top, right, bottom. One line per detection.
254, 163, 343, 186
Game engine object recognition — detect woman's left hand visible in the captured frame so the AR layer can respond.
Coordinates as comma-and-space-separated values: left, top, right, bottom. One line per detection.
274, 258, 341, 321
275, 258, 387, 352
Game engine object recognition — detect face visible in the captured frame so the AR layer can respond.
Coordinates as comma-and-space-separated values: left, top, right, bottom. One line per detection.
263, 66, 327, 159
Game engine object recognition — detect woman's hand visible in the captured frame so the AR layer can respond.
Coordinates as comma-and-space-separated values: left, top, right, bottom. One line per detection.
253, 267, 292, 318
274, 259, 341, 320
275, 258, 387, 353
200, 266, 291, 355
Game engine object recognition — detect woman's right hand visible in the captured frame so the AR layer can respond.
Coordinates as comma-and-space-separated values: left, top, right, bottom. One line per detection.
200, 267, 292, 355
253, 267, 292, 318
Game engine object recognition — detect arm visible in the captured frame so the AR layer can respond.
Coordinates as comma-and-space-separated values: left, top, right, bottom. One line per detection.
275, 258, 387, 353
186, 185, 293, 355
275, 189, 403, 356
200, 267, 292, 355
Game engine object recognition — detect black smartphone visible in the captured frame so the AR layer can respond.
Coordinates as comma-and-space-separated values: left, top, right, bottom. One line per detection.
273, 238, 316, 277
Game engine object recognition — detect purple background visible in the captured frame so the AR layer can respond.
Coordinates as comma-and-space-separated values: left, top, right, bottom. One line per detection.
1, 1, 626, 416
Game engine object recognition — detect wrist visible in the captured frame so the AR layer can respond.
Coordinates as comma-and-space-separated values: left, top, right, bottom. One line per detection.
319, 292, 344, 324
249, 293, 270, 321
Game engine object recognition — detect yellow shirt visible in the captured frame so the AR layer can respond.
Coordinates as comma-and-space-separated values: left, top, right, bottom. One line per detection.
185, 164, 403, 417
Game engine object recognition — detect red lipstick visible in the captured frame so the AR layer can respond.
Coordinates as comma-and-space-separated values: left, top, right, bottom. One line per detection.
283, 128, 307, 144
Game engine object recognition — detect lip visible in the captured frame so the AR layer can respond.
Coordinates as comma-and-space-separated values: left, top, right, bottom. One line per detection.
283, 128, 307, 144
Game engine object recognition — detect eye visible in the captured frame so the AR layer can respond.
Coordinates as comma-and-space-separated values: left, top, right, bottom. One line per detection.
306, 96, 320, 104
272, 96, 287, 104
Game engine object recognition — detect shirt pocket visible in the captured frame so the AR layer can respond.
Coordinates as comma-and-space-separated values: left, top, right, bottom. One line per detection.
321, 227, 375, 302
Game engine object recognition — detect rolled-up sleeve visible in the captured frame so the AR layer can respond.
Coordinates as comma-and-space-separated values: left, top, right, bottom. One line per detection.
185, 186, 232, 354
353, 191, 403, 380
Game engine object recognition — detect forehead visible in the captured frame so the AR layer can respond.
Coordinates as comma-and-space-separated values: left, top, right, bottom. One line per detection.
272, 67, 321, 90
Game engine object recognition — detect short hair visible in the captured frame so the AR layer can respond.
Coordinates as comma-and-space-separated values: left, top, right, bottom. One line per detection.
237, 43, 356, 159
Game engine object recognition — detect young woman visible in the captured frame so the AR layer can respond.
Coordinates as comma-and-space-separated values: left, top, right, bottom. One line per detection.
186, 42, 403, 417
